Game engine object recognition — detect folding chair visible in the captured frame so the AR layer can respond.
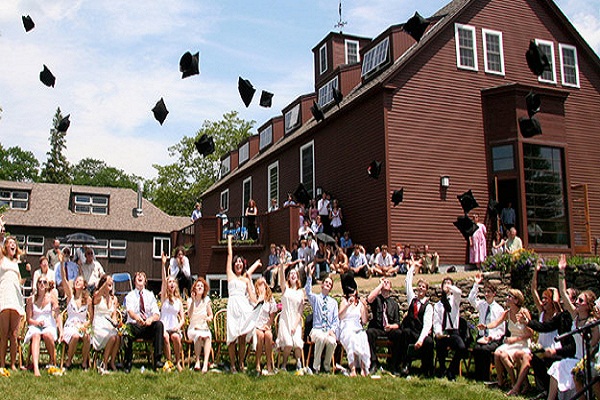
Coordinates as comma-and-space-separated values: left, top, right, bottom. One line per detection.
112, 272, 133, 302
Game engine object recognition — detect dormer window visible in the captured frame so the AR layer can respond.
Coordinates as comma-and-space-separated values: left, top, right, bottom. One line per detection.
345, 40, 359, 64
73, 194, 108, 215
319, 44, 328, 74
259, 125, 273, 150
221, 156, 231, 176
239, 142, 249, 164
361, 37, 390, 77
284, 104, 301, 134
0, 189, 29, 210
318, 76, 339, 107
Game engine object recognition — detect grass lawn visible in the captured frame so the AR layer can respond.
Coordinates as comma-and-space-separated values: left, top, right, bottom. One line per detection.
0, 367, 525, 400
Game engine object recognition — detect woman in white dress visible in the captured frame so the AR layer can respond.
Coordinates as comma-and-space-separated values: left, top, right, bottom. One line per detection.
90, 275, 120, 373
225, 235, 261, 372
252, 278, 278, 374
480, 288, 532, 395
530, 261, 560, 350
24, 276, 62, 376
276, 263, 304, 370
338, 287, 370, 376
60, 251, 91, 369
160, 253, 184, 371
547, 255, 600, 400
187, 277, 212, 372
0, 236, 26, 370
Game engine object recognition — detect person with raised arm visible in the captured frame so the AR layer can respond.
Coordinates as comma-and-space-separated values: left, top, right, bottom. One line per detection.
338, 279, 370, 376
90, 275, 120, 374
187, 277, 212, 372
275, 260, 304, 371
225, 235, 261, 373
161, 253, 185, 371
252, 277, 278, 374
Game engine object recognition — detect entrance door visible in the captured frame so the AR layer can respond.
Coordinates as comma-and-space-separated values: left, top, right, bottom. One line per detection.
496, 179, 519, 234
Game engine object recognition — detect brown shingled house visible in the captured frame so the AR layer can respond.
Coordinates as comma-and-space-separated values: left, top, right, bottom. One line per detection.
0, 180, 189, 284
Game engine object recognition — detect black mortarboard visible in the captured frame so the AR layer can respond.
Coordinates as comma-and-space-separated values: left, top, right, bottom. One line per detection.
525, 40, 550, 76
152, 98, 169, 125
519, 116, 542, 138
310, 101, 325, 122
525, 91, 541, 118
179, 51, 199, 79
293, 183, 311, 206
194, 134, 215, 157
40, 65, 55, 87
22, 15, 35, 32
238, 77, 255, 107
259, 91, 273, 108
453, 215, 479, 240
57, 114, 70, 132
403, 11, 430, 42
332, 87, 343, 107
457, 189, 479, 214
392, 188, 404, 206
367, 160, 382, 179
341, 273, 358, 296
487, 199, 502, 216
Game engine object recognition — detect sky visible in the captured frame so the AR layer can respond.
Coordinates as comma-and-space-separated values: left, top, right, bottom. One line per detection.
0, 0, 598, 180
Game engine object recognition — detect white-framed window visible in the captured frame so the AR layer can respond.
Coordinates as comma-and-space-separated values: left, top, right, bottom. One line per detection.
92, 239, 109, 258
0, 190, 29, 210
559, 43, 579, 87
73, 194, 109, 215
300, 141, 315, 199
267, 161, 279, 209
284, 104, 301, 134
319, 43, 328, 74
220, 156, 231, 177
345, 39, 359, 64
361, 37, 390, 77
109, 239, 127, 259
318, 76, 339, 107
259, 125, 273, 150
242, 177, 252, 215
14, 235, 25, 248
26, 235, 44, 255
206, 274, 229, 297
455, 24, 478, 71
535, 39, 556, 84
220, 189, 229, 212
238, 142, 249, 164
482, 29, 504, 75
153, 237, 171, 259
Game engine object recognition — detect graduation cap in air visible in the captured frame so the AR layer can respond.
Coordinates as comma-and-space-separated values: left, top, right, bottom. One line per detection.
525, 40, 550, 76
57, 114, 70, 132
195, 134, 215, 157
332, 87, 343, 107
519, 116, 542, 138
293, 183, 311, 207
487, 199, 503, 217
367, 160, 382, 179
311, 101, 325, 122
179, 51, 200, 79
152, 98, 169, 125
238, 77, 256, 107
525, 91, 541, 118
453, 215, 479, 240
403, 11, 430, 42
40, 65, 55, 87
392, 188, 404, 206
22, 15, 35, 32
259, 91, 273, 108
457, 190, 480, 214
341, 273, 358, 296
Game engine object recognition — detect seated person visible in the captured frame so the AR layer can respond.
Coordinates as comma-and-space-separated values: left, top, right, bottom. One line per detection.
311, 216, 324, 235
400, 244, 419, 274
398, 262, 434, 376
313, 241, 331, 281
168, 246, 192, 297
298, 219, 314, 241
420, 244, 439, 274
32, 256, 58, 299
372, 245, 396, 277
331, 247, 349, 275
263, 243, 280, 289
348, 245, 370, 278
339, 231, 353, 255
368, 247, 380, 272
54, 247, 79, 297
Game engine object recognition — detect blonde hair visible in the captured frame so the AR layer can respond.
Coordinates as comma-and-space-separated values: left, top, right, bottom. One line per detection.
255, 278, 273, 302
508, 288, 525, 307
166, 276, 181, 303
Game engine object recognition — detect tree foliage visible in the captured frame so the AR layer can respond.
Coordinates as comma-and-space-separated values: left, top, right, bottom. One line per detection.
40, 107, 71, 184
148, 111, 254, 216
0, 144, 40, 182
71, 158, 141, 189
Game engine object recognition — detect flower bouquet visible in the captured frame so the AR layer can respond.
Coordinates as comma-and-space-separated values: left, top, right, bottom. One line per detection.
0, 368, 10, 377
162, 360, 175, 373
47, 365, 65, 376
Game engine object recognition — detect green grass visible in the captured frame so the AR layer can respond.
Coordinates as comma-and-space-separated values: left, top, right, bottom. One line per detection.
0, 367, 525, 400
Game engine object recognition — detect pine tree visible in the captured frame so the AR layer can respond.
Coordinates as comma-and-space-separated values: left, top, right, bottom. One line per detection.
40, 107, 71, 184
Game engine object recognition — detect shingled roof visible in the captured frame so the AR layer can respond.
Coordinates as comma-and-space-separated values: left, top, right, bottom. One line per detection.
0, 180, 189, 234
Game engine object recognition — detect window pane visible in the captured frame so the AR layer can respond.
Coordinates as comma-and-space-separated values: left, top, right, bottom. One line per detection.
12, 191, 28, 200
301, 144, 314, 198
75, 195, 91, 204
459, 28, 475, 67
492, 144, 514, 172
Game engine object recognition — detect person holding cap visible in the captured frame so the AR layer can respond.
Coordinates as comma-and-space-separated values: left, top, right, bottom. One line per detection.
338, 274, 370, 377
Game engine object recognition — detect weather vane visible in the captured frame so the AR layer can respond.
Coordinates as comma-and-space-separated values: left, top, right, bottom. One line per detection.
334, 0, 347, 32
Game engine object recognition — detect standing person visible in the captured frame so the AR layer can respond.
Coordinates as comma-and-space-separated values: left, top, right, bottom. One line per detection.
124, 271, 165, 372
59, 252, 91, 370
0, 236, 25, 370
264, 244, 280, 289
168, 246, 192, 297
329, 199, 343, 239
283, 193, 296, 208
79, 247, 105, 291
225, 235, 261, 373
161, 254, 184, 371
45, 239, 61, 270
190, 202, 203, 222
54, 247, 79, 297
245, 199, 259, 241
268, 198, 279, 213
398, 262, 434, 376
433, 277, 467, 381
276, 263, 304, 371
366, 277, 402, 373
305, 263, 338, 373
468, 273, 505, 381
252, 278, 278, 374
187, 278, 212, 372
338, 282, 370, 377
501, 202, 516, 231
24, 276, 62, 376
469, 213, 487, 270
308, 198, 318, 222
90, 275, 120, 374
505, 227, 523, 254
317, 192, 331, 235
32, 256, 57, 297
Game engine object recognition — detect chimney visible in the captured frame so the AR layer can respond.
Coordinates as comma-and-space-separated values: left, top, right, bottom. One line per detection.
133, 181, 144, 217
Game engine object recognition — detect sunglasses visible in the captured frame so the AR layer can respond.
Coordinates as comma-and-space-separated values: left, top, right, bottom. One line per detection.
38, 280, 48, 285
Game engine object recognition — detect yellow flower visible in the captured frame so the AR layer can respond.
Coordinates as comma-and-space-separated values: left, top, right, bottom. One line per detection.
162, 360, 175, 373
0, 368, 10, 377
47, 366, 65, 376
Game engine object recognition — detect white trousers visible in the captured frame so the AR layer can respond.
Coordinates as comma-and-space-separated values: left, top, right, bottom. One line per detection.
310, 328, 336, 372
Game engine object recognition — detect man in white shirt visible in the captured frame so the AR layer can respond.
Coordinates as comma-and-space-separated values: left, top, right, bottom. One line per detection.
317, 192, 330, 234
79, 247, 105, 292
373, 245, 396, 277
398, 262, 434, 376
433, 276, 467, 380
468, 274, 505, 381
124, 271, 164, 372
169, 247, 192, 296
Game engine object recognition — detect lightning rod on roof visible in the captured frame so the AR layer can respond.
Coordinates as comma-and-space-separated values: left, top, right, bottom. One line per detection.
334, 0, 347, 33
